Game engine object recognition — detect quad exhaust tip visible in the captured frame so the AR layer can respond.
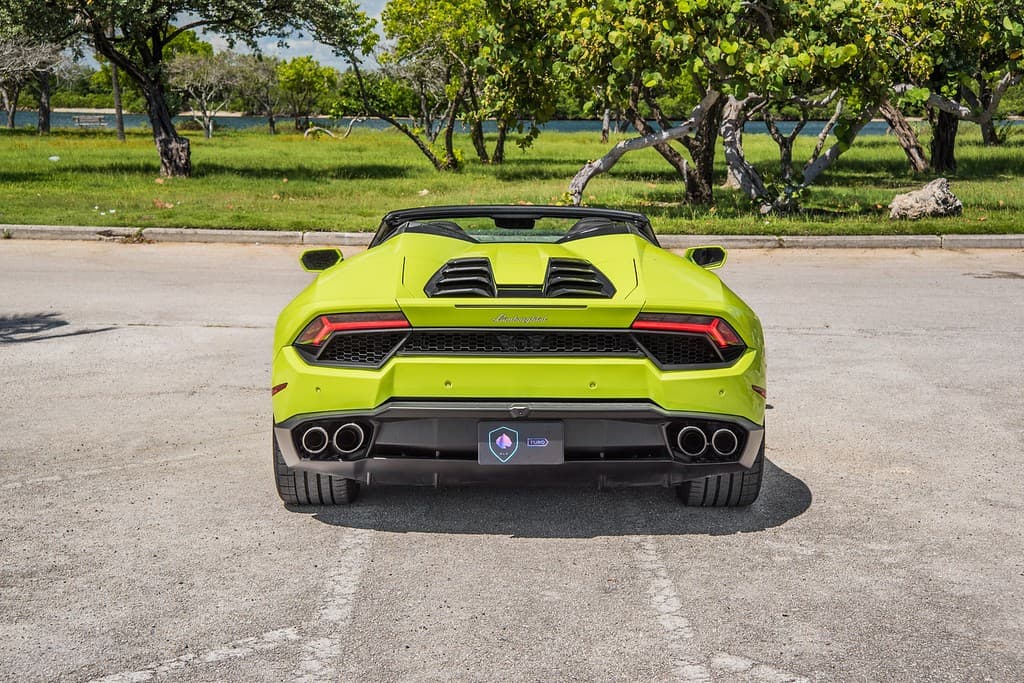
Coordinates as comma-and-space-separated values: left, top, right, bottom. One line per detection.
300, 426, 330, 455
711, 428, 739, 457
676, 426, 708, 457
333, 423, 366, 454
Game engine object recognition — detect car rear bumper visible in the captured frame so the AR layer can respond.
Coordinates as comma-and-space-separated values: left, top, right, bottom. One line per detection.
274, 401, 763, 488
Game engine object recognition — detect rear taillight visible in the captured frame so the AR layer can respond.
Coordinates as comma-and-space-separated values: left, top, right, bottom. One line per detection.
631, 313, 746, 350
295, 312, 410, 346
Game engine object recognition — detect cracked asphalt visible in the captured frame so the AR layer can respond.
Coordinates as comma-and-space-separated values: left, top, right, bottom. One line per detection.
1, 240, 1022, 682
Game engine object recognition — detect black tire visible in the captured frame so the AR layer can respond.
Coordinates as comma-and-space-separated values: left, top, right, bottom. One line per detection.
273, 434, 359, 506
676, 437, 764, 507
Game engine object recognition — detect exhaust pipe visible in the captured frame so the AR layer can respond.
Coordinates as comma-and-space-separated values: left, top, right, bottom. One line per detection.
676, 426, 708, 457
711, 428, 739, 457
333, 422, 366, 454
300, 426, 329, 455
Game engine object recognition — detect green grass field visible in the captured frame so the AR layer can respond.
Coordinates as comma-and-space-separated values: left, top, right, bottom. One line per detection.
2, 123, 1023, 234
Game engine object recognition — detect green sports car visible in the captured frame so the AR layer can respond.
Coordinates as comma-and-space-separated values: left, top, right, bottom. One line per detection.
272, 206, 766, 507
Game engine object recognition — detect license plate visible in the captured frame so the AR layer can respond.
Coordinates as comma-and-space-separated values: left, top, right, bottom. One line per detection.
478, 421, 564, 465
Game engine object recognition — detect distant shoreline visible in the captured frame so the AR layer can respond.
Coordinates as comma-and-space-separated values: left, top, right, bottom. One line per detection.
40, 109, 1024, 123
52, 108, 247, 117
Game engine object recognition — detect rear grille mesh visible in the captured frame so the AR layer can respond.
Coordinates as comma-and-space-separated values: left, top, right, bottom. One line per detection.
401, 331, 640, 356
634, 333, 723, 366
317, 331, 409, 366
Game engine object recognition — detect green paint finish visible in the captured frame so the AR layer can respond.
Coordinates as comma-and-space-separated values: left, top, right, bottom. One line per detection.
273, 231, 766, 426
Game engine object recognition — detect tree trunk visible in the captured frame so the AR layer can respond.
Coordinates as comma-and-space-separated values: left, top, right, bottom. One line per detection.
442, 117, 458, 170
778, 139, 793, 182
879, 99, 928, 173
417, 89, 429, 138
720, 95, 767, 200
470, 119, 489, 163
492, 119, 508, 165
110, 63, 126, 142
680, 94, 724, 204
762, 113, 800, 183
155, 136, 191, 176
205, 119, 213, 139
601, 108, 610, 143
3, 86, 20, 128
268, 113, 277, 135
36, 72, 51, 135
441, 89, 463, 171
144, 84, 191, 177
979, 117, 998, 146
929, 108, 959, 174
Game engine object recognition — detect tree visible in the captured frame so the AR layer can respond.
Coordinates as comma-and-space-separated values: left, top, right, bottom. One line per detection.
0, 39, 67, 131
382, 0, 512, 166
0, 3, 78, 133
300, 0, 456, 170
167, 52, 239, 138
278, 56, 336, 130
236, 54, 284, 134
487, 0, 761, 203
714, 0, 907, 212
891, 1, 1024, 172
48, 0, 298, 176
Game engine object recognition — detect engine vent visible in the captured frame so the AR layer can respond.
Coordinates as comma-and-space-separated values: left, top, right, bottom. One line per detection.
424, 258, 497, 297
543, 258, 616, 298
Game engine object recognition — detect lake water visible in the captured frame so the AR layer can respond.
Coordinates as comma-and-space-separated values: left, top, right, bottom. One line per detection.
9, 111, 910, 137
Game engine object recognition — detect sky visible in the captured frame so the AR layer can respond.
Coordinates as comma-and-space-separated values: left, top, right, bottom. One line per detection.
200, 0, 387, 70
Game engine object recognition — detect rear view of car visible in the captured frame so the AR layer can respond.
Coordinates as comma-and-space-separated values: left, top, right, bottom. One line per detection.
271, 206, 766, 507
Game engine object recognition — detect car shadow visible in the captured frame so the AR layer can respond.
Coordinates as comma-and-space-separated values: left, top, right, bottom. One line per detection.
302, 459, 811, 538
0, 313, 114, 344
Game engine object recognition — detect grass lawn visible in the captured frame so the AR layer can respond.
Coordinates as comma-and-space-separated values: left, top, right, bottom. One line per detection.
1, 123, 1023, 234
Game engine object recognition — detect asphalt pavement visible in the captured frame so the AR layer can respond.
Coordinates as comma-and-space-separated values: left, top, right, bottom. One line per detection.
1, 241, 1022, 682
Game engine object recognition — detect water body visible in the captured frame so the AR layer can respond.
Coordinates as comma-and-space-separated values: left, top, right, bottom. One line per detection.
8, 110, 998, 137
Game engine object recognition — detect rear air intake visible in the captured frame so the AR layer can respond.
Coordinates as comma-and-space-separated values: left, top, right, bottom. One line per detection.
424, 258, 497, 297
543, 258, 616, 298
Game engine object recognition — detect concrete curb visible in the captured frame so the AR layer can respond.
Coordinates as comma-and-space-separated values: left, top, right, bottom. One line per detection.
779, 235, 943, 249
940, 234, 1024, 249
144, 227, 304, 244
2, 224, 1023, 249
658, 235, 781, 249
301, 231, 374, 246
1, 225, 138, 241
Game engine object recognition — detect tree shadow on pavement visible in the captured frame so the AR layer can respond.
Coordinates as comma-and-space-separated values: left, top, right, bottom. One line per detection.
306, 459, 811, 538
0, 313, 114, 344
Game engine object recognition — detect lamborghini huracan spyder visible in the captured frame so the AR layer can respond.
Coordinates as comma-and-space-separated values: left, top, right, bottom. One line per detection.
272, 206, 766, 507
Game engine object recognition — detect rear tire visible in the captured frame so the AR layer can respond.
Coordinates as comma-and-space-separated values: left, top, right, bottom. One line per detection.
677, 437, 764, 507
273, 434, 359, 506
